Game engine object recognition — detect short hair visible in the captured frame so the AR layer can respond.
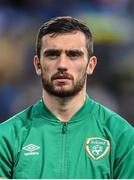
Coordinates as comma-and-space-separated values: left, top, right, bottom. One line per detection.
36, 16, 93, 59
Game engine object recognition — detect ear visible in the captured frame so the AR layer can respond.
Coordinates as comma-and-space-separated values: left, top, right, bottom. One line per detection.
33, 55, 42, 76
86, 56, 97, 75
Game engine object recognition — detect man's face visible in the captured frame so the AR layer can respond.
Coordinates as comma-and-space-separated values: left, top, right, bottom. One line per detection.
34, 31, 97, 97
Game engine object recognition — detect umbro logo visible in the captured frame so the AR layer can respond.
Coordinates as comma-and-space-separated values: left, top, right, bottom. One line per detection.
22, 144, 40, 156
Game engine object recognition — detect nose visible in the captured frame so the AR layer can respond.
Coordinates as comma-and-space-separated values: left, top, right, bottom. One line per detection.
57, 54, 68, 71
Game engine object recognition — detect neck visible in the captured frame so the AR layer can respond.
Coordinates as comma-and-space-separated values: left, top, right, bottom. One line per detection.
42, 89, 86, 122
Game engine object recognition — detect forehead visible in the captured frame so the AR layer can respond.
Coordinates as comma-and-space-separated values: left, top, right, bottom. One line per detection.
41, 31, 87, 50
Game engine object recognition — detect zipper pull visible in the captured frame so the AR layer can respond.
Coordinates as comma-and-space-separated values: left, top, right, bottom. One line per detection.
62, 123, 67, 134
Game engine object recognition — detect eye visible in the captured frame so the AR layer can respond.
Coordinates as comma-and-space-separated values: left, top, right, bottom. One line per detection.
66, 50, 84, 59
43, 50, 60, 60
47, 54, 58, 60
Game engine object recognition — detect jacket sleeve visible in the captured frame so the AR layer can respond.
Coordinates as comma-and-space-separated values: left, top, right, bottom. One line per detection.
110, 115, 134, 178
114, 142, 134, 178
0, 125, 14, 178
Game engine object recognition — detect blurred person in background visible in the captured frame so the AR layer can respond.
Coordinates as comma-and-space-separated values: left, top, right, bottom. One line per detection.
0, 16, 134, 179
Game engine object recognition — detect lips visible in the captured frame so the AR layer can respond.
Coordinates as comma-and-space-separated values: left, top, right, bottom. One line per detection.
51, 73, 73, 81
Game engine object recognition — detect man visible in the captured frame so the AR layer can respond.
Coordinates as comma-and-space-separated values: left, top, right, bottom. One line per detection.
0, 16, 134, 179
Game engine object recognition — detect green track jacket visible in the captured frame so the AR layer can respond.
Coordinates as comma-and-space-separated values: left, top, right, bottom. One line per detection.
0, 95, 134, 179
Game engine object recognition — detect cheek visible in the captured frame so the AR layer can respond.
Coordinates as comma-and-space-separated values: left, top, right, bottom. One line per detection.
42, 60, 55, 73
41, 65, 54, 80
76, 64, 87, 76
72, 67, 86, 82
41, 61, 50, 73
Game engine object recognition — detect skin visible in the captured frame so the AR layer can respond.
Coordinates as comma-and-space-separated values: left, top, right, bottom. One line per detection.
34, 31, 97, 122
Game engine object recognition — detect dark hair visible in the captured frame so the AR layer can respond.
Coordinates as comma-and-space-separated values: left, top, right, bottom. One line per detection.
36, 16, 93, 59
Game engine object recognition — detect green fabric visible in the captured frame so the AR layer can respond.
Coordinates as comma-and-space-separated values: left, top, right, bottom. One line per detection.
0, 95, 134, 179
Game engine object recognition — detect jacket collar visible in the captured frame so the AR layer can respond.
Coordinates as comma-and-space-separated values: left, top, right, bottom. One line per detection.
32, 94, 96, 123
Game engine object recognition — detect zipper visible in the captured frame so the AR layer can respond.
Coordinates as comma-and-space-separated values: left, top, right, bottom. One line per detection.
62, 122, 67, 134
61, 122, 67, 178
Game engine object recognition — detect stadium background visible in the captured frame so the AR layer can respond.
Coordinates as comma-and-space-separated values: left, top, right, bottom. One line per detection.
0, 0, 134, 125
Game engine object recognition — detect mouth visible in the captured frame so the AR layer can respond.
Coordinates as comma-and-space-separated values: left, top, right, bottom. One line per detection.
52, 74, 72, 80
52, 73, 73, 84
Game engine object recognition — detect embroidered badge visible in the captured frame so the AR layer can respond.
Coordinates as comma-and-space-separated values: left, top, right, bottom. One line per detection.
85, 137, 110, 160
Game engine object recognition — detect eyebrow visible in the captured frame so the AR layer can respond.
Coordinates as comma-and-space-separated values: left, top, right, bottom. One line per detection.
43, 49, 62, 56
65, 50, 84, 56
43, 49, 84, 56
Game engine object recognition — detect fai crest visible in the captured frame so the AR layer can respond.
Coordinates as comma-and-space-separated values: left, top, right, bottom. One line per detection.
85, 137, 110, 160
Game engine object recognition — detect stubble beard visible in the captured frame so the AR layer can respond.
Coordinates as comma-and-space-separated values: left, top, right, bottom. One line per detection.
41, 71, 87, 98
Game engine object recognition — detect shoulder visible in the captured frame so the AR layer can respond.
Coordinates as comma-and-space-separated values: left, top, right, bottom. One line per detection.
93, 100, 134, 152
0, 106, 32, 133
88, 97, 134, 141
0, 100, 41, 138
0, 100, 42, 165
0, 105, 33, 163
91, 99, 133, 129
90, 98, 134, 159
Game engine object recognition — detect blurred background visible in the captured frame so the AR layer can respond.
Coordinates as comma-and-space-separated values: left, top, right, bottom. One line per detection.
0, 0, 134, 125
